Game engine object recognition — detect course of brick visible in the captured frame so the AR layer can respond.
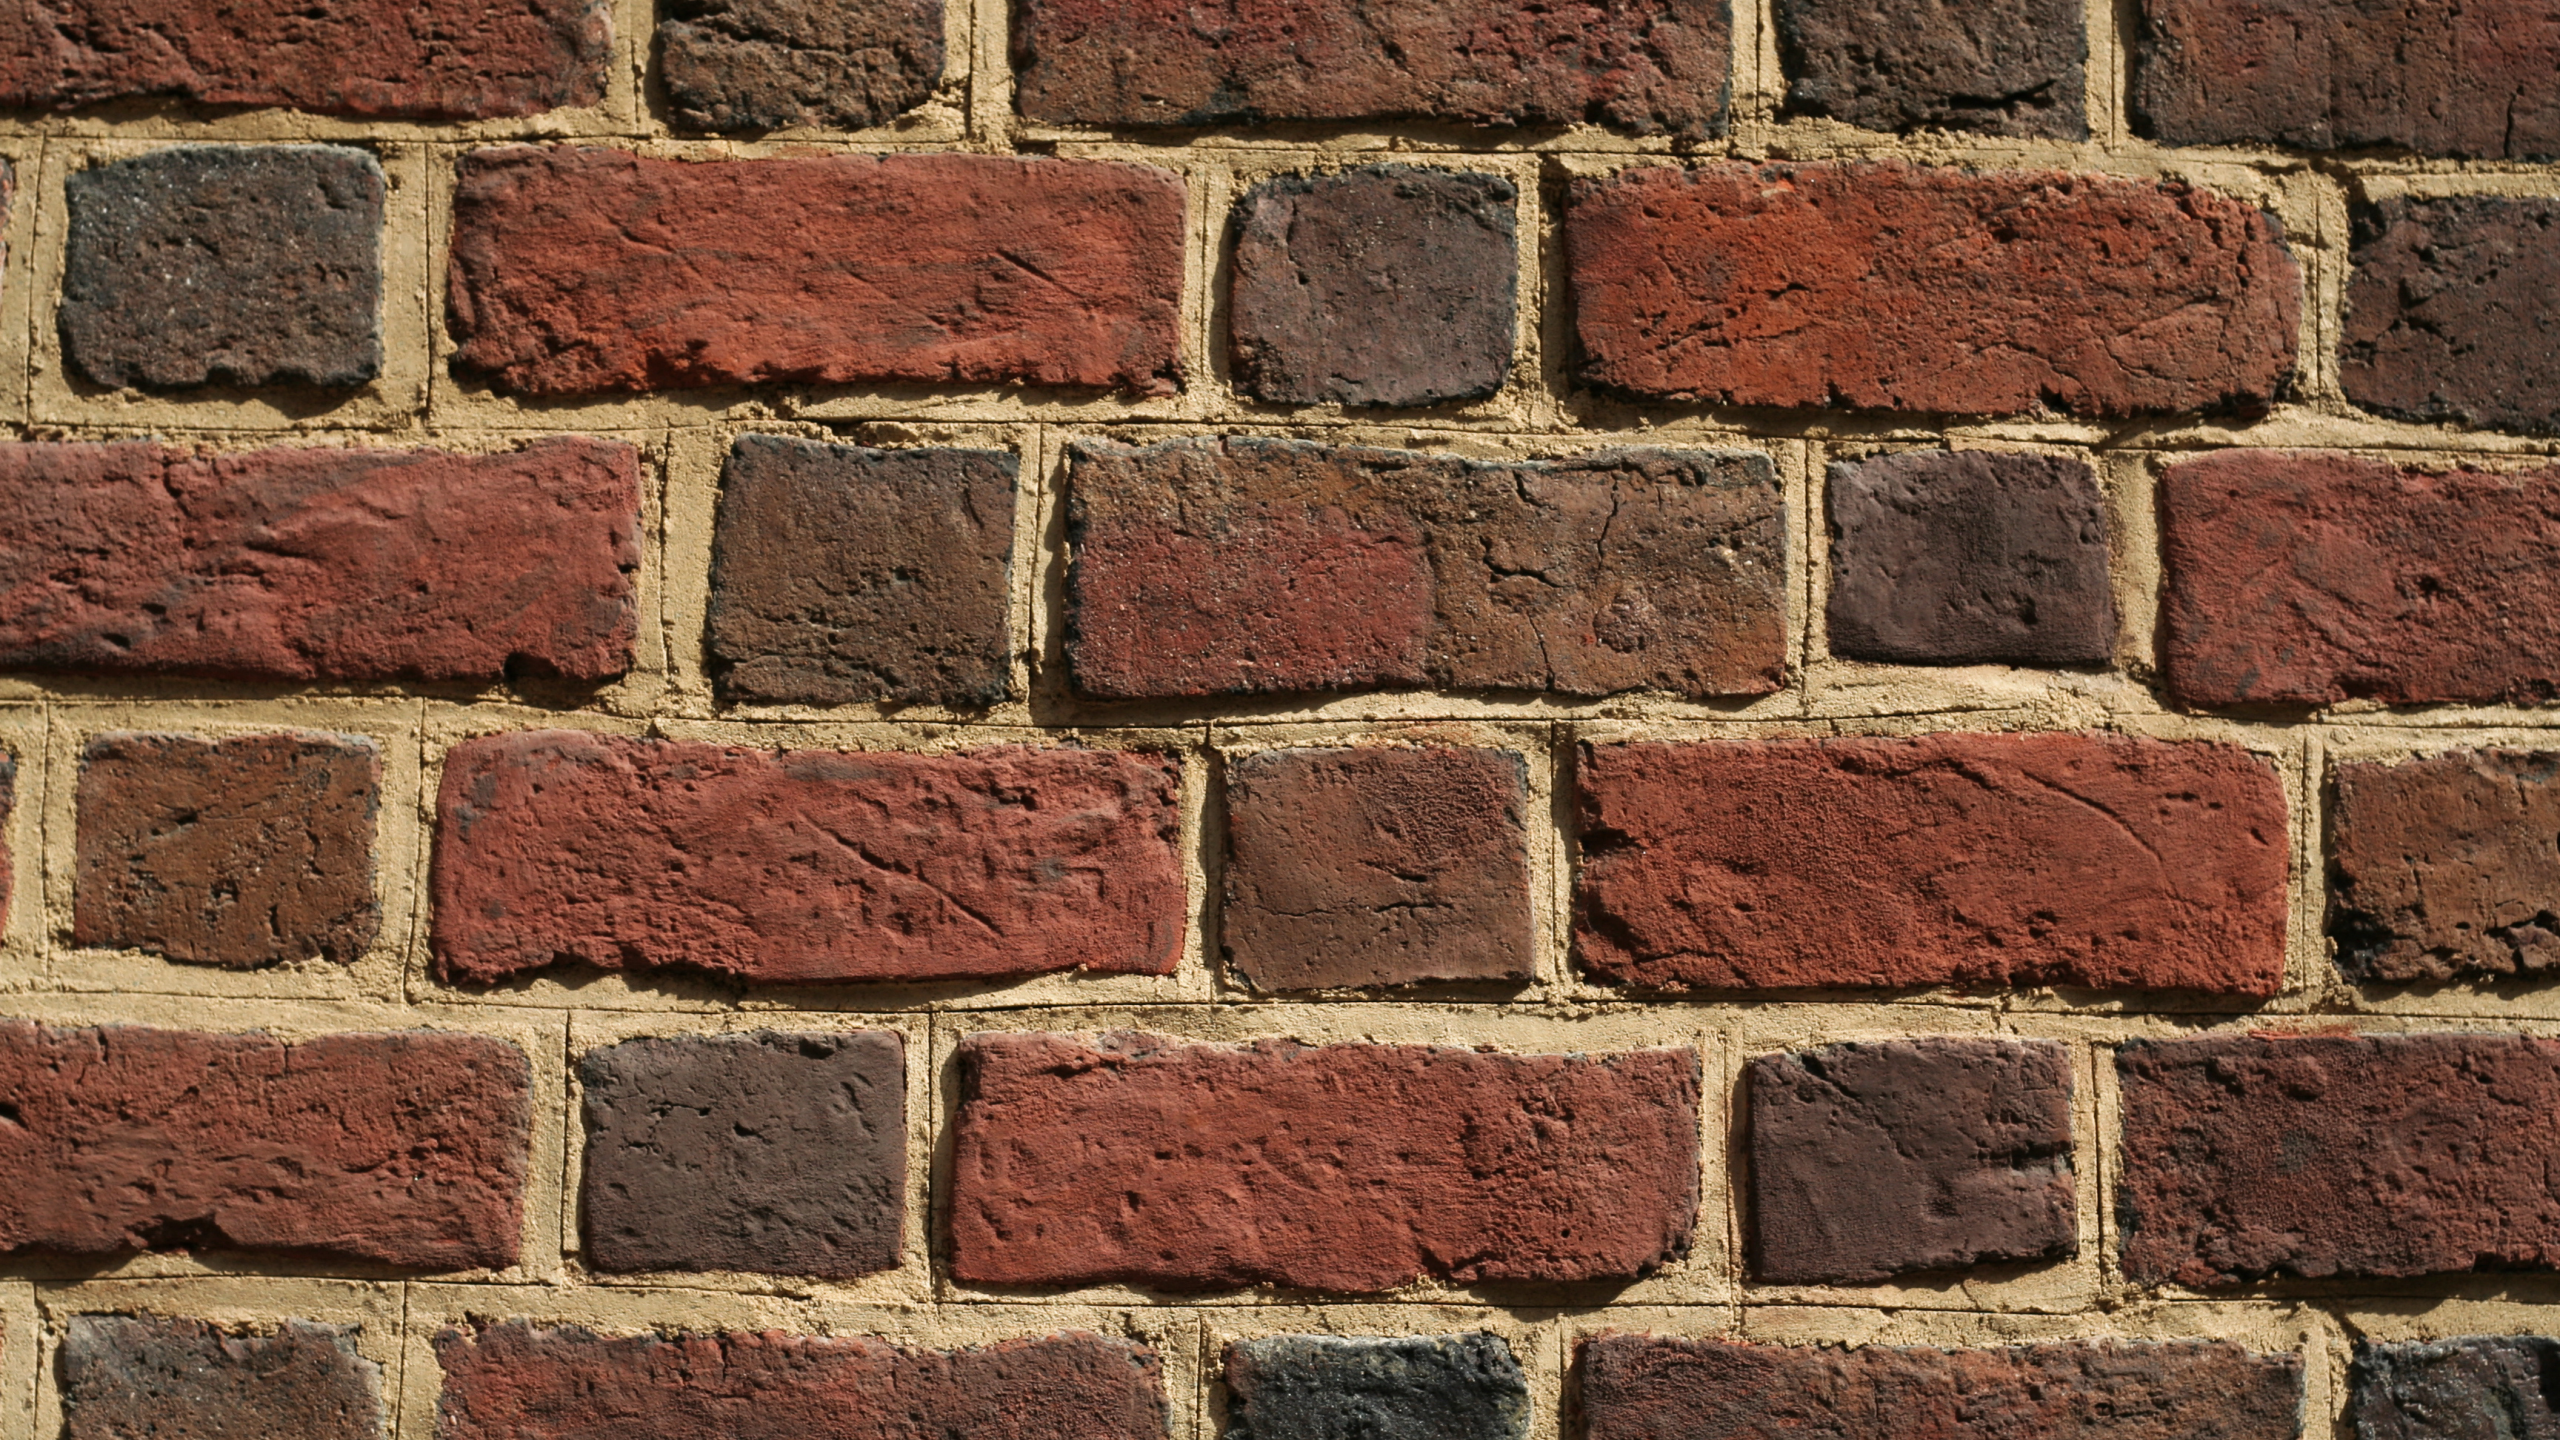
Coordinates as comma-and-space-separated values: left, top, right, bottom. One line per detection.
432, 731, 1187, 985
61, 1317, 381, 1440
2342, 195, 2560, 434
1776, 0, 2087, 138
948, 1032, 1700, 1291
2116, 1033, 2560, 1286
1225, 1334, 1531, 1440
2329, 750, 2560, 984
2351, 1337, 2560, 1440
1574, 732, 2290, 994
0, 1021, 529, 1269
660, 0, 945, 132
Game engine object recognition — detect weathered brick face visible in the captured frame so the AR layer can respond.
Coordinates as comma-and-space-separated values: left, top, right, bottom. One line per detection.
660, 0, 946, 132
61, 1317, 382, 1440
1226, 1334, 1531, 1440
1776, 0, 2088, 138
2329, 750, 2560, 984
2343, 196, 2560, 434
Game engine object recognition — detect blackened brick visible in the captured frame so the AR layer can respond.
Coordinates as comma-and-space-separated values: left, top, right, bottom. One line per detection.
61, 1316, 381, 1440
2352, 1337, 2560, 1440
1225, 1334, 1530, 1440
1777, 0, 2087, 138
661, 0, 945, 132
2343, 195, 2560, 434
2330, 751, 2560, 985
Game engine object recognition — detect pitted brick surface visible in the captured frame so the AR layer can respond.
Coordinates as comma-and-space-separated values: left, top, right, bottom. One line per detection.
1777, 0, 2087, 137
1225, 1334, 1531, 1440
2343, 196, 2560, 434
662, 0, 944, 132
948, 1033, 1700, 1292
62, 1316, 381, 1440
2352, 1337, 2560, 1440
2329, 750, 2560, 984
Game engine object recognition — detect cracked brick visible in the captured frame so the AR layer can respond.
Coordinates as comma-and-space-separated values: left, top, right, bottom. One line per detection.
1777, 0, 2087, 138
2352, 1337, 2560, 1440
1225, 1334, 1531, 1440
2329, 750, 2560, 985
2343, 195, 2560, 434
662, 0, 945, 132
62, 1316, 381, 1440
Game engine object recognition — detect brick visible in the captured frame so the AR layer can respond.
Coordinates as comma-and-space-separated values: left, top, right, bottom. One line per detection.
1574, 732, 2288, 995
2132, 0, 2560, 159
0, 439, 638, 684
2352, 1337, 2560, 1440
436, 1323, 1166, 1440
1580, 1336, 2303, 1440
61, 1316, 380, 1440
579, 1030, 905, 1278
0, 0, 608, 118
949, 1032, 1700, 1291
1064, 437, 1786, 700
1826, 450, 2116, 667
1224, 746, 1532, 992
2329, 751, 2560, 985
448, 148, 1183, 398
707, 437, 1016, 708
74, 731, 382, 970
0, 1022, 527, 1270
1226, 1334, 1530, 1440
1776, 0, 2086, 138
1569, 161, 2300, 417
2342, 196, 2560, 434
662, 0, 944, 131
1748, 1038, 2075, 1284
1229, 168, 1518, 408
2117, 1033, 2560, 1286
2158, 451, 2560, 707
60, 146, 380, 392
1011, 0, 1732, 137
432, 731, 1185, 986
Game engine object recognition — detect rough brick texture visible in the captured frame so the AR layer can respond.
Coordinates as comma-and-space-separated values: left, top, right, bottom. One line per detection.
74, 731, 382, 969
1011, 0, 1733, 136
2342, 196, 2560, 434
2132, 0, 2560, 158
62, 1317, 380, 1440
432, 731, 1185, 986
1574, 732, 2289, 994
2117, 1033, 2560, 1286
448, 148, 1184, 397
0, 1022, 528, 1269
1226, 1334, 1530, 1440
579, 1030, 906, 1278
1223, 745, 1533, 992
2159, 451, 2560, 708
708, 436, 1016, 708
0, 0, 610, 117
1580, 1337, 2304, 1440
61, 146, 382, 392
0, 439, 638, 683
435, 1324, 1167, 1440
1747, 1037, 2076, 1284
948, 1032, 1700, 1292
1569, 161, 2301, 417
2329, 751, 2560, 985
2352, 1337, 2560, 1440
1065, 437, 1786, 700
1776, 0, 2087, 138
1229, 167, 1519, 408
1825, 450, 2117, 667
661, 0, 945, 132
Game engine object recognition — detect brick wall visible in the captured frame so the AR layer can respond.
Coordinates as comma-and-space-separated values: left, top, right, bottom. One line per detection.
1, 2, 2558, 1438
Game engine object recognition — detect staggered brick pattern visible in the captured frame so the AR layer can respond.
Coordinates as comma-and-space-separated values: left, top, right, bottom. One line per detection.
1776, 0, 2088, 137
2343, 195, 2560, 434
1225, 1334, 1531, 1440
660, 0, 945, 132
61, 1316, 381, 1440
2329, 750, 2560, 984
2351, 1337, 2560, 1440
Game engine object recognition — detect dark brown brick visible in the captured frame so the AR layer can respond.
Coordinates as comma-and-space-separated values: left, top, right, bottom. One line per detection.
2159, 451, 2560, 707
1012, 0, 1732, 137
435, 1323, 1167, 1440
580, 1030, 905, 1278
949, 1032, 1700, 1292
1580, 1336, 2303, 1440
661, 0, 944, 132
1223, 745, 1532, 992
1574, 733, 2290, 995
2352, 1337, 2560, 1440
1826, 450, 2116, 667
2117, 1032, 2560, 1286
1226, 1334, 1530, 1440
62, 1316, 381, 1440
1064, 437, 1786, 701
2132, 0, 2560, 159
74, 731, 382, 970
1748, 1037, 2076, 1285
1230, 167, 1518, 408
707, 436, 1016, 708
2329, 751, 2560, 985
2343, 195, 2560, 434
1777, 0, 2087, 138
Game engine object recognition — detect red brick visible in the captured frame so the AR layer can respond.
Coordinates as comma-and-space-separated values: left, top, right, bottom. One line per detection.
2327, 750, 2560, 984
1573, 732, 2288, 994
2117, 1032, 2560, 1286
0, 440, 638, 683
2342, 196, 2560, 434
948, 1032, 1700, 1292
431, 731, 1185, 986
435, 1323, 1165, 1440
1568, 161, 2300, 417
0, 1022, 528, 1270
448, 148, 1184, 398
62, 1317, 381, 1440
2159, 451, 2560, 707
0, 0, 609, 118
1580, 1336, 2303, 1440
1012, 0, 1732, 136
